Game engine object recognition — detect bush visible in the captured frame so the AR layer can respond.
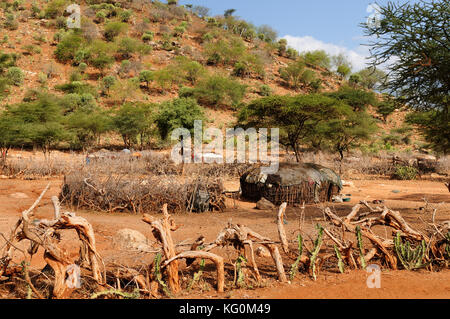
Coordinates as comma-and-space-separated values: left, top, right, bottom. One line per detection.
100, 75, 116, 94
286, 48, 299, 60
85, 40, 116, 73
258, 84, 272, 96
7, 67, 24, 86
4, 13, 19, 30
55, 81, 97, 95
279, 60, 306, 89
232, 53, 265, 78
349, 73, 362, 86
104, 21, 128, 41
337, 64, 351, 78
391, 165, 418, 180
141, 31, 154, 43
300, 50, 331, 69
119, 10, 132, 22
155, 97, 206, 140
54, 32, 84, 63
116, 37, 141, 59
138, 70, 153, 88
191, 74, 246, 108
44, 0, 68, 19
204, 37, 246, 66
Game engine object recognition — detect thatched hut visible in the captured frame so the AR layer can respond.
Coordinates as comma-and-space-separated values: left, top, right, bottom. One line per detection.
240, 163, 342, 205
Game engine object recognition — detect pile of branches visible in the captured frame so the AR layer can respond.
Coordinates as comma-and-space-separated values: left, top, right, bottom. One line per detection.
59, 171, 225, 214
1, 188, 449, 299
144, 201, 450, 296
0, 184, 105, 299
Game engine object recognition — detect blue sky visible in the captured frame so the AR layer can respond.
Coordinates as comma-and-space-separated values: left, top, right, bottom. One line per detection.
178, 0, 413, 71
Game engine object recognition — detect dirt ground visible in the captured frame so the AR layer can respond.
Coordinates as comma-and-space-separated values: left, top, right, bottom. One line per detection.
0, 176, 449, 299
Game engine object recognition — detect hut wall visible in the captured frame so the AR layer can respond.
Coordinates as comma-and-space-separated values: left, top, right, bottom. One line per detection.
241, 180, 340, 205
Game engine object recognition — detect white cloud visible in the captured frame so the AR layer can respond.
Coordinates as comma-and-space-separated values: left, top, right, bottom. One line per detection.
282, 35, 371, 72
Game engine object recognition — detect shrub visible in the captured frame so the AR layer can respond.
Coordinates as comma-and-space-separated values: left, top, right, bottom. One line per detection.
155, 97, 206, 140
119, 10, 132, 22
7, 67, 24, 86
337, 64, 351, 79
139, 70, 153, 88
0, 52, 18, 74
101, 75, 116, 94
278, 39, 287, 56
44, 0, 68, 19
142, 31, 154, 43
257, 25, 278, 43
173, 56, 206, 85
104, 21, 128, 41
118, 60, 132, 78
55, 81, 97, 95
300, 50, 331, 69
191, 74, 247, 108
173, 25, 186, 37
4, 13, 19, 30
116, 37, 140, 59
54, 32, 84, 63
78, 62, 88, 73
391, 165, 418, 180
85, 40, 116, 73
349, 73, 362, 86
286, 48, 299, 60
258, 84, 272, 96
279, 60, 306, 89
204, 37, 246, 66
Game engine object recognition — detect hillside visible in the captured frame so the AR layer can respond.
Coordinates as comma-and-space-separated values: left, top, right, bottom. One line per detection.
0, 0, 425, 155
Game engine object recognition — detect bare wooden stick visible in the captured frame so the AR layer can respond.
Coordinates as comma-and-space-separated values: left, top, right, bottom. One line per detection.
142, 204, 180, 294
163, 251, 224, 293
277, 203, 289, 255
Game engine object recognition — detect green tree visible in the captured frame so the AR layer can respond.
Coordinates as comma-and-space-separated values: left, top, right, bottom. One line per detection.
156, 98, 206, 140
100, 75, 116, 95
362, 0, 449, 153
6, 67, 23, 86
66, 107, 111, 151
238, 94, 340, 162
191, 74, 246, 108
6, 94, 67, 158
337, 64, 351, 79
355, 67, 387, 90
376, 94, 398, 122
326, 86, 376, 112
104, 21, 128, 41
112, 103, 155, 149
139, 70, 153, 89
300, 50, 331, 69
54, 32, 84, 63
321, 106, 378, 170
0, 109, 27, 164
279, 60, 306, 89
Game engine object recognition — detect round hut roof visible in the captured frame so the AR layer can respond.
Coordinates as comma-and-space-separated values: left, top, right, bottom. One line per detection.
242, 162, 343, 189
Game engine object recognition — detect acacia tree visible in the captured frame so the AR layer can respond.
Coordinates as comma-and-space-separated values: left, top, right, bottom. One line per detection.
238, 94, 340, 162
362, 0, 449, 153
7, 94, 68, 159
112, 103, 155, 149
321, 106, 378, 172
0, 110, 27, 165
